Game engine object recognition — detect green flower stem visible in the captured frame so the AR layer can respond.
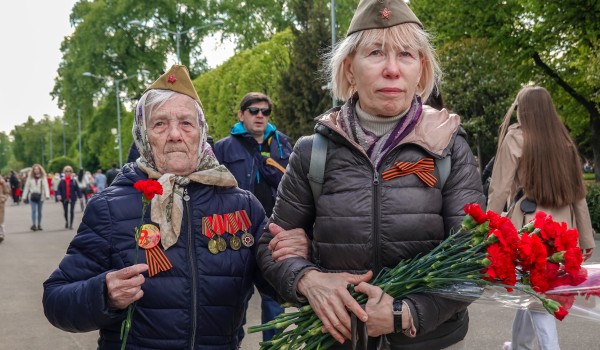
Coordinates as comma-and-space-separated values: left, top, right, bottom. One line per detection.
120, 200, 149, 350
251, 225, 499, 349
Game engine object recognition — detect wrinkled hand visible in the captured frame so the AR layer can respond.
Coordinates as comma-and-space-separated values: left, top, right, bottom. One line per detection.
106, 264, 148, 310
297, 270, 373, 344
583, 248, 594, 261
268, 223, 309, 261
353, 282, 394, 337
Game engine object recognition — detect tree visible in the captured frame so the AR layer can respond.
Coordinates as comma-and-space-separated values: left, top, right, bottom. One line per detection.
276, 0, 334, 141
193, 30, 294, 140
438, 38, 521, 167
0, 132, 10, 173
411, 0, 600, 179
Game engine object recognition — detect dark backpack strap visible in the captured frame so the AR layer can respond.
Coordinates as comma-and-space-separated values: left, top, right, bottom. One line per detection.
308, 133, 328, 201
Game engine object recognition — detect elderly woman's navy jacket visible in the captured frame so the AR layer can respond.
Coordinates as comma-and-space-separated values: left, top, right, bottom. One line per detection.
43, 163, 272, 349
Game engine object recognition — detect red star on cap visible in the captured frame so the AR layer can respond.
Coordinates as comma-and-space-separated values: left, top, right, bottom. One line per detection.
167, 75, 176, 84
380, 8, 391, 20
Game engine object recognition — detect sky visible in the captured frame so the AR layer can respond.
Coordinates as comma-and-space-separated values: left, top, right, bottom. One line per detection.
0, 1, 234, 135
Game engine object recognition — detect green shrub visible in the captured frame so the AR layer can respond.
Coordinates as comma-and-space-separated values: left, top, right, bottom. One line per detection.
586, 183, 600, 232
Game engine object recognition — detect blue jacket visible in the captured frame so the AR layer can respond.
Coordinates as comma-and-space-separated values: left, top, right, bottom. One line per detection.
213, 123, 292, 198
43, 163, 272, 349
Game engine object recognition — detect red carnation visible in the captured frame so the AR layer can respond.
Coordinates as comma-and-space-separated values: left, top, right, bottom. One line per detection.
554, 306, 569, 321
464, 203, 488, 224
563, 247, 583, 276
134, 179, 164, 201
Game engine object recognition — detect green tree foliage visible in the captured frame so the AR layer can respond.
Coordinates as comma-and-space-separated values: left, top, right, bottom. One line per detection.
0, 132, 10, 172
438, 38, 521, 166
193, 30, 294, 141
411, 0, 600, 178
276, 0, 336, 141
47, 156, 77, 174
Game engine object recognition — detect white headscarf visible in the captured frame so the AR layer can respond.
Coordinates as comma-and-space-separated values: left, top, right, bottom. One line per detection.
133, 89, 237, 250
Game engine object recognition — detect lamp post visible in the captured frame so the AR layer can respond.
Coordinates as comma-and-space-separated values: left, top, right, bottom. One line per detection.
62, 119, 67, 157
129, 19, 224, 64
82, 70, 149, 168
330, 0, 337, 108
77, 108, 82, 170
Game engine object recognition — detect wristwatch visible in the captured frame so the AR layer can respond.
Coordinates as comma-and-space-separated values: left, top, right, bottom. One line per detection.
392, 298, 404, 333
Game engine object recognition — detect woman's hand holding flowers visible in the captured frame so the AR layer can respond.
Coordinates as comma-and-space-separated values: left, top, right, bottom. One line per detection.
297, 270, 373, 343
106, 264, 148, 309
353, 282, 395, 337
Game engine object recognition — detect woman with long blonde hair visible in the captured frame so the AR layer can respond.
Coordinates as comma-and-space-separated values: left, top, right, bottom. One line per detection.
22, 163, 50, 231
487, 86, 595, 350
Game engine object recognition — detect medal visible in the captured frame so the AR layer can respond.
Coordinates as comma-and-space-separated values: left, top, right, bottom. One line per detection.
138, 224, 160, 249
208, 239, 219, 254
137, 224, 172, 277
241, 231, 254, 247
216, 236, 227, 252
230, 235, 242, 250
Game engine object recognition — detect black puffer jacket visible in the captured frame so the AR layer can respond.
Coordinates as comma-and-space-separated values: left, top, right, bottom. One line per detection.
258, 104, 485, 350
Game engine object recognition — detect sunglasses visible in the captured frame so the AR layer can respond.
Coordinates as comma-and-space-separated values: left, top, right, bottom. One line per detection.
245, 107, 271, 116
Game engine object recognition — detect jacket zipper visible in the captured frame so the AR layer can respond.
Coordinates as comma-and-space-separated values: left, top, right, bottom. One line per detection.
372, 171, 382, 273
184, 188, 197, 349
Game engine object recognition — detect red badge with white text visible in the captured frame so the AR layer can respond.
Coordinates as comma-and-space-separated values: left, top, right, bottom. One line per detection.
139, 224, 172, 277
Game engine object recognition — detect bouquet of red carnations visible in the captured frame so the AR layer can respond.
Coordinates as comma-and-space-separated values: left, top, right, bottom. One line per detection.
249, 204, 599, 350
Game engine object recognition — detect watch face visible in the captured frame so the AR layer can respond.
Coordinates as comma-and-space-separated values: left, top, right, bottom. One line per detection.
393, 299, 403, 316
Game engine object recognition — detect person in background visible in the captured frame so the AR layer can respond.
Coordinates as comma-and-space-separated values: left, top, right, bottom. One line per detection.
76, 169, 89, 211
9, 170, 20, 205
0, 175, 9, 242
106, 163, 119, 186
52, 172, 61, 202
43, 64, 277, 349
22, 164, 51, 231
214, 92, 292, 341
487, 86, 595, 350
56, 166, 81, 230
94, 169, 107, 193
257, 1, 484, 348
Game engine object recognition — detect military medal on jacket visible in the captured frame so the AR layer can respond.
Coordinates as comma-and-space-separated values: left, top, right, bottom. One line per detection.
202, 210, 254, 254
138, 224, 173, 277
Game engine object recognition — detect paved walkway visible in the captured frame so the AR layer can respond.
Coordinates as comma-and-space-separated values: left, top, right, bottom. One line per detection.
0, 200, 598, 349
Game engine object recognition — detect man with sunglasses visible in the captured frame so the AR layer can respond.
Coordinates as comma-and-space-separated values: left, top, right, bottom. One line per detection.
213, 92, 292, 341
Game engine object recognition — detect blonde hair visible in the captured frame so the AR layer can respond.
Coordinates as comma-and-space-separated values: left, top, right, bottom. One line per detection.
495, 86, 586, 207
324, 23, 441, 102
30, 164, 47, 178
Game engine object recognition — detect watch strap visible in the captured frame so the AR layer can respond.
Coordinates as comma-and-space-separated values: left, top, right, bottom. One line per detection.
392, 298, 403, 333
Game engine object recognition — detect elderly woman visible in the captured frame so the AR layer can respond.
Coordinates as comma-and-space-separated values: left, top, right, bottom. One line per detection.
56, 165, 81, 229
258, 1, 484, 349
43, 65, 273, 349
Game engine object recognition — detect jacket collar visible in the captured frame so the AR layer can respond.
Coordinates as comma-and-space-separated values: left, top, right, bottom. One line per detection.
317, 100, 461, 158
230, 122, 276, 141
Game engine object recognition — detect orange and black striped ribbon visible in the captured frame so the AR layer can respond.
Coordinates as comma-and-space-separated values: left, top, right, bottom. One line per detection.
381, 158, 438, 187
145, 246, 173, 277
225, 212, 241, 234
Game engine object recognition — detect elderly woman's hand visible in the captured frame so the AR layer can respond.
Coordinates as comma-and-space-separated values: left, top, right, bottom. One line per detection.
297, 270, 373, 344
268, 223, 310, 261
353, 282, 394, 337
106, 264, 148, 309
